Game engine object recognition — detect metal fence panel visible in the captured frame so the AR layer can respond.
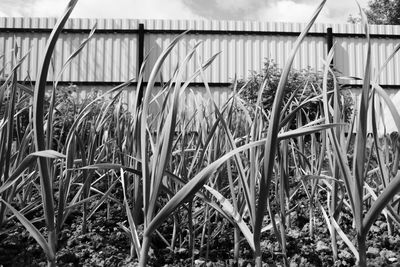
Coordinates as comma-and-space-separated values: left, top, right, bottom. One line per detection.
2, 17, 400, 87
144, 33, 326, 83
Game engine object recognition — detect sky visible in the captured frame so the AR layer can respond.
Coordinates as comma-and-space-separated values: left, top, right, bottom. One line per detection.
0, 0, 370, 24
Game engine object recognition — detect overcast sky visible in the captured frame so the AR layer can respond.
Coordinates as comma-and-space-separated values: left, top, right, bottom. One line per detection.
0, 0, 369, 24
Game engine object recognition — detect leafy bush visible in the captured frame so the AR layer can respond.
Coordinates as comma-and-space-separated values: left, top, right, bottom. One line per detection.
236, 59, 353, 123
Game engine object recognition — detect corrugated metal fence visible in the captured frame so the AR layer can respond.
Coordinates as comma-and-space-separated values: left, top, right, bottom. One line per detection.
1, 17, 400, 132
2, 17, 400, 85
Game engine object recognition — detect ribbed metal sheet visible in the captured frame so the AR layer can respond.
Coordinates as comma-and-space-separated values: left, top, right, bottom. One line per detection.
2, 17, 400, 86
335, 37, 400, 85
144, 33, 326, 83
351, 88, 400, 134
0, 32, 137, 82
0, 17, 139, 30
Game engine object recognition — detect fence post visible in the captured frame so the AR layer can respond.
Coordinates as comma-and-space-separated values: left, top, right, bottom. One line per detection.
137, 23, 145, 108
326, 27, 334, 65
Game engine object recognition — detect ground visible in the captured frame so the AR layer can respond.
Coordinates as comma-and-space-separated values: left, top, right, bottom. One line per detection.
1, 196, 400, 266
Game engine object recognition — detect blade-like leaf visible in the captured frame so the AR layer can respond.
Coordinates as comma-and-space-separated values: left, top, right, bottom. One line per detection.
0, 150, 66, 194
317, 200, 359, 261
204, 185, 255, 251
120, 169, 142, 257
363, 171, 400, 233
277, 123, 342, 141
0, 199, 53, 259
32, 0, 78, 259
255, 0, 327, 251
144, 138, 269, 237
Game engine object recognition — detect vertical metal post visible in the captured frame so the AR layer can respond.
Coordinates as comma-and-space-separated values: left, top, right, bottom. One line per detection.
138, 23, 145, 72
137, 23, 145, 108
326, 27, 334, 65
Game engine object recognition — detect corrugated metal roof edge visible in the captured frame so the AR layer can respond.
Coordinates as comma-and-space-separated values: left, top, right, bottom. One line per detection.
1, 17, 400, 35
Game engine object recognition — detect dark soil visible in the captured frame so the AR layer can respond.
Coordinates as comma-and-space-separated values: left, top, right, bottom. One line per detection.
1, 197, 400, 267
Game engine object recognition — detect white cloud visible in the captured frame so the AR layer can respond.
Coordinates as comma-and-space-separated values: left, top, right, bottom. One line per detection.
0, 0, 201, 20
30, 0, 68, 17
254, 0, 370, 24
257, 1, 315, 22
0, 0, 37, 17
0, 0, 372, 24
29, 0, 201, 20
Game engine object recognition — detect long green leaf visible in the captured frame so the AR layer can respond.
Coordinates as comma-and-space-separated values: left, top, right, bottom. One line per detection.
204, 185, 255, 251
32, 0, 78, 260
0, 199, 53, 259
140, 31, 188, 228
352, 1, 371, 233
363, 171, 400, 233
54, 24, 96, 89
255, 0, 327, 256
81, 163, 141, 176
144, 138, 271, 237
0, 150, 65, 194
371, 83, 400, 132
198, 54, 255, 225
120, 169, 142, 257
277, 123, 342, 141
317, 200, 359, 260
